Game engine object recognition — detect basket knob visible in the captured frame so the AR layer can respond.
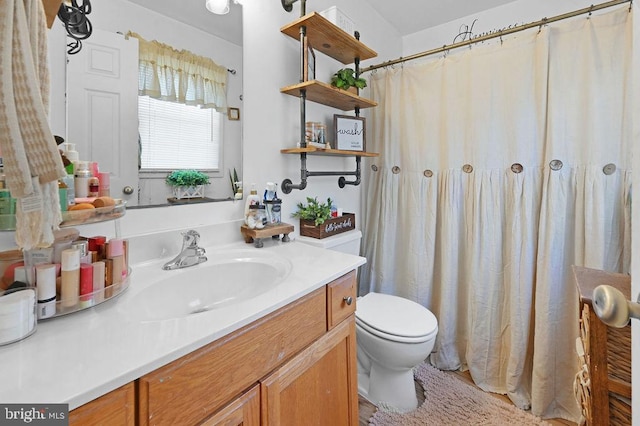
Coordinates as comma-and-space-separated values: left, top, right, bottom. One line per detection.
593, 285, 640, 328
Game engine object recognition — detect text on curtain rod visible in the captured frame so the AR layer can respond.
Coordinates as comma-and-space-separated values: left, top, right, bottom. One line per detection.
452, 19, 524, 44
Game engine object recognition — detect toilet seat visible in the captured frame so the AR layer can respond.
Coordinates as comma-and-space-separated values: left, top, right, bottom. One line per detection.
356, 293, 438, 344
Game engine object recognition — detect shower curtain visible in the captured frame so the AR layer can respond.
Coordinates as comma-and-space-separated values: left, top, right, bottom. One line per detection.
361, 7, 632, 422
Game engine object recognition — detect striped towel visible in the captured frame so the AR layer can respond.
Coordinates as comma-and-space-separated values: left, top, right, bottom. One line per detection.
0, 0, 67, 249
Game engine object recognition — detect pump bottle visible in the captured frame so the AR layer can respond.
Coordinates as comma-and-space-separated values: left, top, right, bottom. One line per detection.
244, 184, 261, 225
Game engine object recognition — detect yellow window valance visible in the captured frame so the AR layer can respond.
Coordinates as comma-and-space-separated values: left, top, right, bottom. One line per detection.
126, 31, 228, 112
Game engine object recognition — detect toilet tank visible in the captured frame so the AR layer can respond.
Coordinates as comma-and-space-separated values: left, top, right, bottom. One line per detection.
296, 230, 362, 256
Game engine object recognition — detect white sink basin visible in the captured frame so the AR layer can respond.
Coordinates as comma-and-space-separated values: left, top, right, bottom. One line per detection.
128, 249, 292, 321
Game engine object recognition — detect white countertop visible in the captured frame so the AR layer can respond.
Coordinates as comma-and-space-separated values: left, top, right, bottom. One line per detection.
0, 239, 365, 409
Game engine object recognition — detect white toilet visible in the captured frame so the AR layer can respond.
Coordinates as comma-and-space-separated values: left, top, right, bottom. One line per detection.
297, 230, 439, 412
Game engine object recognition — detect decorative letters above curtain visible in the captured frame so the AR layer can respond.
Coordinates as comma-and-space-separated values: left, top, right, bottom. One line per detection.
126, 31, 228, 112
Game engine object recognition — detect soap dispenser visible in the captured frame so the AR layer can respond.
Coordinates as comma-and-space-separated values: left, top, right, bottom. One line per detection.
244, 184, 260, 225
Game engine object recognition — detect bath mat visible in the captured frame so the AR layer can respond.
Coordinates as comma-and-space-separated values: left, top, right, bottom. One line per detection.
368, 363, 552, 426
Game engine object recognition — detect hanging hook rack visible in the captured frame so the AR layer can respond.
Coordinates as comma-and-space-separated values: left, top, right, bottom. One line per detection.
58, 0, 93, 54
281, 156, 363, 193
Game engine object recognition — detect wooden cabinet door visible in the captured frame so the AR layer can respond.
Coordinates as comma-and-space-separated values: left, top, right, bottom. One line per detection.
69, 382, 135, 426
261, 317, 358, 426
200, 384, 260, 426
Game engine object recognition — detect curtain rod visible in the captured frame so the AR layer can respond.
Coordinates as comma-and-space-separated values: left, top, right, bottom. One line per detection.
361, 0, 631, 73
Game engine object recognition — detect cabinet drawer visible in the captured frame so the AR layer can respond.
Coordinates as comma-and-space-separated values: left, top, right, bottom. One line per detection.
327, 271, 357, 329
138, 287, 327, 426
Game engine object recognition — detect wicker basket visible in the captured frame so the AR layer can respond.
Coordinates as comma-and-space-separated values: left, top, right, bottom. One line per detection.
577, 303, 631, 425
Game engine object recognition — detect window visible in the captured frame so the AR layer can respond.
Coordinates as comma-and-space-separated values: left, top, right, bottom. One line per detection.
138, 96, 222, 171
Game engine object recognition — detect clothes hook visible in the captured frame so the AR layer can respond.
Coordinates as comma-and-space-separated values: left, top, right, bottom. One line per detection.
592, 285, 640, 328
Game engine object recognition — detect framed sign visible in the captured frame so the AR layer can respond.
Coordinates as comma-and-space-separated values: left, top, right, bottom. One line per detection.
228, 107, 240, 121
334, 115, 366, 151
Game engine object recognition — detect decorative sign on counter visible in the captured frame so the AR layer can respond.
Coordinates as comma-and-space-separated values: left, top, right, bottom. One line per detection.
334, 115, 365, 151
300, 213, 355, 239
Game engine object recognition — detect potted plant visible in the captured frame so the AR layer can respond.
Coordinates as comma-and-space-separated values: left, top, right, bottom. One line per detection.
330, 68, 367, 92
166, 170, 210, 199
292, 197, 333, 226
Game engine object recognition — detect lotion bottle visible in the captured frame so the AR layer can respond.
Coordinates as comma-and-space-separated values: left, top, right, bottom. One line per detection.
35, 264, 56, 319
79, 263, 94, 308
106, 239, 125, 284
244, 184, 260, 225
92, 261, 105, 303
60, 249, 80, 309
74, 161, 91, 198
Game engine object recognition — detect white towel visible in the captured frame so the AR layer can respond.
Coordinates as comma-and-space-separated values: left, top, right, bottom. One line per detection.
0, 0, 67, 249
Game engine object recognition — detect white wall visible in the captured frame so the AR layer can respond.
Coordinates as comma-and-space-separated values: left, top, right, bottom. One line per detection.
403, 0, 613, 57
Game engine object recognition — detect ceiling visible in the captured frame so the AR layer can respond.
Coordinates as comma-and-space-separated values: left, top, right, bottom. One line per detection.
125, 0, 520, 45
125, 0, 243, 46
364, 0, 519, 36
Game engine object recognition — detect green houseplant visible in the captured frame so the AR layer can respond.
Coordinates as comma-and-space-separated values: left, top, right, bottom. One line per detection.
291, 197, 333, 226
166, 170, 210, 199
330, 68, 367, 91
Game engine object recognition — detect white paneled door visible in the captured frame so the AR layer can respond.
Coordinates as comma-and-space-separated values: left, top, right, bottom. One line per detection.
66, 30, 139, 206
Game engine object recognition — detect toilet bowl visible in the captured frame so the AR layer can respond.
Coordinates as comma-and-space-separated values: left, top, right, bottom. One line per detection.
356, 292, 438, 412
295, 230, 438, 412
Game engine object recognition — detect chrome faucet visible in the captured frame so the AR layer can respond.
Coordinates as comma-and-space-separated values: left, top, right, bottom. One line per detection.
162, 230, 208, 270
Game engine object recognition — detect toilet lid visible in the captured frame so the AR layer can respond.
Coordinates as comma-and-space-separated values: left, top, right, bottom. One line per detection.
356, 292, 438, 339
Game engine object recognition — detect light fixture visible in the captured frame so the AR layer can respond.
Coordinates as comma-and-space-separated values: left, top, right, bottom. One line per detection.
206, 0, 229, 15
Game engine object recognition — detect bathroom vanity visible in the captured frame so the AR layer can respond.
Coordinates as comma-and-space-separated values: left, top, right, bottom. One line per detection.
0, 238, 364, 426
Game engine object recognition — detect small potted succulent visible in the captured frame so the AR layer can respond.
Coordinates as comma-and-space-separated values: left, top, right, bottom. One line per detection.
166, 169, 210, 199
330, 68, 367, 92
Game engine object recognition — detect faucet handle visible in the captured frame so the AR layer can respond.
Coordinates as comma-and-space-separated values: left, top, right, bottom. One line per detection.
182, 230, 201, 247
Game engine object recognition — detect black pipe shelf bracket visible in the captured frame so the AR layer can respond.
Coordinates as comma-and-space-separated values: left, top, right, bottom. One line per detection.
281, 156, 363, 194
280, 3, 379, 193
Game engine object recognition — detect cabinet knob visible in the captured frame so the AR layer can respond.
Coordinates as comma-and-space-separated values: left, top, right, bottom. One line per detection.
343, 296, 353, 306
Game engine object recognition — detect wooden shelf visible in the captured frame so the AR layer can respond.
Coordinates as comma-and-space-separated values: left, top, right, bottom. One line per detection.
43, 0, 62, 28
281, 80, 377, 111
281, 12, 377, 64
281, 147, 379, 157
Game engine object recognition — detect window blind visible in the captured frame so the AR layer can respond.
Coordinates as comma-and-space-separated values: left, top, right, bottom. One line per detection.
138, 96, 221, 170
